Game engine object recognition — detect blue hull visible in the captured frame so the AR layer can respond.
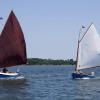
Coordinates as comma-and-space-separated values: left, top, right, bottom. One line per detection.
0, 74, 18, 79
72, 72, 95, 79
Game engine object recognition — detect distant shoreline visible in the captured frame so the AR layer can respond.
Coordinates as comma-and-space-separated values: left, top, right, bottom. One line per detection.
27, 58, 76, 65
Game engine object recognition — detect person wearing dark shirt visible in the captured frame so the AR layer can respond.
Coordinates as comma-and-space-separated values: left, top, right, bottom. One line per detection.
2, 68, 8, 73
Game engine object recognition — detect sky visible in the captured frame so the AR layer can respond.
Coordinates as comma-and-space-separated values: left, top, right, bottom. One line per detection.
0, 0, 100, 60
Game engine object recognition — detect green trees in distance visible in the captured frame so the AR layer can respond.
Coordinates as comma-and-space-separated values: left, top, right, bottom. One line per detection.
27, 58, 76, 65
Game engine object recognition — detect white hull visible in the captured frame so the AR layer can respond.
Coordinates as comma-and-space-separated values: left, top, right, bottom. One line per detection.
0, 72, 25, 80
0, 72, 18, 76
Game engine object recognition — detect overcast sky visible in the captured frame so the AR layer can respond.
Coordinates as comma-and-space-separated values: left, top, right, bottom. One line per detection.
0, 0, 100, 59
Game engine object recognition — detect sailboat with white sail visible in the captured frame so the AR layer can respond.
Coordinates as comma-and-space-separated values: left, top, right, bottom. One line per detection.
0, 11, 27, 79
72, 23, 100, 79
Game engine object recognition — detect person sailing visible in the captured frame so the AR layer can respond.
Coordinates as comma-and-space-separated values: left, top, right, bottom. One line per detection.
2, 68, 8, 73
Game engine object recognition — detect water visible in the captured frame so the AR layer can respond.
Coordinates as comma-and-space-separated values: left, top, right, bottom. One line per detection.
0, 65, 100, 100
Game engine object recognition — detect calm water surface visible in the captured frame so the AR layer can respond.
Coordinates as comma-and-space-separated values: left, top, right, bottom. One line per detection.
0, 65, 100, 100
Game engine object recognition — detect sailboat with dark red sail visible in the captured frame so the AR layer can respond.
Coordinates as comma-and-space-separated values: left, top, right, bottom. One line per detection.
0, 11, 27, 79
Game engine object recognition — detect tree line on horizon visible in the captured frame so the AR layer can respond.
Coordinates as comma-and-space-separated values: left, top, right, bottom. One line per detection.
27, 58, 76, 65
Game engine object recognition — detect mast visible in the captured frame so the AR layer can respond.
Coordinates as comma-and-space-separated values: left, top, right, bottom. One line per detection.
75, 40, 80, 71
75, 26, 85, 71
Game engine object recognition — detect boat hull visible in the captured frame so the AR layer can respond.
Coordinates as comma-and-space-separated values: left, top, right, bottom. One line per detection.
72, 72, 95, 79
0, 74, 17, 78
0, 72, 19, 79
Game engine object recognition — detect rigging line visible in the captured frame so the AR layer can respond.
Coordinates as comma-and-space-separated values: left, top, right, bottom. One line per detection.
79, 22, 93, 43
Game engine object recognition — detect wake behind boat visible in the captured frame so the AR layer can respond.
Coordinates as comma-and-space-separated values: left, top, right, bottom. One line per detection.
72, 23, 100, 79
0, 11, 27, 79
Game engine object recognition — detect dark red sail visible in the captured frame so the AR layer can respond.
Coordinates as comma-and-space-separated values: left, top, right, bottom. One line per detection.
0, 11, 27, 68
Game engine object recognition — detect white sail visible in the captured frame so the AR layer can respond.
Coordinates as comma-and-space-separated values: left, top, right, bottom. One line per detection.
77, 23, 100, 70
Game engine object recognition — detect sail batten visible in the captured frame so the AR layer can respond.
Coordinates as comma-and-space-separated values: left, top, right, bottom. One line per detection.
77, 23, 100, 70
0, 11, 27, 68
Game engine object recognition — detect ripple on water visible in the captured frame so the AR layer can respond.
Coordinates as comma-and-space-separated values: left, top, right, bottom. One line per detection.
0, 65, 100, 100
